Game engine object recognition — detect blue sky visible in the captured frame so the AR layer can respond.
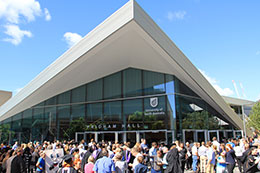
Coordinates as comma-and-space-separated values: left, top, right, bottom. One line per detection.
0, 0, 259, 101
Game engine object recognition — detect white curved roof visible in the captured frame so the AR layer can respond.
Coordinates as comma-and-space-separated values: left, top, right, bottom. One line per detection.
0, 0, 245, 132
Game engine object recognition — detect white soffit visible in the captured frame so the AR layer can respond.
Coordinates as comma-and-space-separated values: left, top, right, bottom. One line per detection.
0, 0, 244, 130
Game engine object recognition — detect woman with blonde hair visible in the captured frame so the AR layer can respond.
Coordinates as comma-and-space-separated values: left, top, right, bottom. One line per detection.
84, 155, 95, 173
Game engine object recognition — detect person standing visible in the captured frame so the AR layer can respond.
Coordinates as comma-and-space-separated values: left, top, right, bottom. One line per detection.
206, 142, 216, 173
225, 144, 236, 173
192, 142, 199, 173
93, 149, 116, 173
216, 151, 227, 173
165, 143, 181, 173
10, 147, 26, 173
179, 142, 187, 173
234, 140, 243, 172
84, 156, 95, 173
150, 150, 163, 173
185, 142, 192, 170
198, 142, 208, 173
36, 152, 46, 173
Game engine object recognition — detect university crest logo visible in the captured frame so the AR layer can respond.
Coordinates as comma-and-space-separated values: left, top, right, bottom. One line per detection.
150, 97, 158, 108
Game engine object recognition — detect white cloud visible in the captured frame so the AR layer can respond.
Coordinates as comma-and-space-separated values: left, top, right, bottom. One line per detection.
63, 32, 83, 48
44, 8, 51, 21
256, 94, 260, 101
199, 69, 234, 96
0, 0, 50, 45
0, 0, 41, 24
256, 50, 260, 55
3, 24, 32, 45
167, 10, 186, 21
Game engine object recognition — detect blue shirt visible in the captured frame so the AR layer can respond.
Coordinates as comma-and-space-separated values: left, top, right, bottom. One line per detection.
93, 156, 116, 173
227, 142, 235, 148
135, 163, 148, 173
210, 151, 216, 165
36, 157, 45, 172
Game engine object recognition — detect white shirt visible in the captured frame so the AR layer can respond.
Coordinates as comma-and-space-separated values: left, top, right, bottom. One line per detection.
234, 146, 243, 157
192, 145, 198, 156
198, 145, 208, 157
207, 147, 214, 161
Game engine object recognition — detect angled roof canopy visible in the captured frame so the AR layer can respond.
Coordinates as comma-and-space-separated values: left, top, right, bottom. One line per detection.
0, 0, 246, 132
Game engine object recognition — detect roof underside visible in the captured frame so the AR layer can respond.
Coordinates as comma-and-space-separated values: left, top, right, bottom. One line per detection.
0, 0, 245, 131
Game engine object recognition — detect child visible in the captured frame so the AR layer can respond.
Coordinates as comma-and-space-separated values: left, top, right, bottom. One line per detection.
216, 151, 227, 173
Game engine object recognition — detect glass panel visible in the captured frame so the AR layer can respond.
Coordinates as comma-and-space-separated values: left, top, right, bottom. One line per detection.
22, 109, 32, 142
104, 101, 122, 131
87, 79, 103, 101
178, 96, 209, 130
86, 103, 103, 130
167, 95, 176, 130
58, 91, 70, 104
71, 104, 85, 120
32, 104, 44, 141
144, 96, 166, 130
104, 72, 121, 99
12, 113, 22, 132
143, 70, 165, 95
45, 106, 57, 141
71, 85, 86, 103
123, 68, 142, 97
165, 74, 175, 94
57, 106, 70, 139
123, 99, 143, 131
45, 96, 56, 106
175, 78, 200, 98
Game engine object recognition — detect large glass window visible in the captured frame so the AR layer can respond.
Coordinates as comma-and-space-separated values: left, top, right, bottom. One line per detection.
123, 99, 143, 130
57, 105, 70, 139
175, 79, 200, 98
103, 101, 122, 131
144, 96, 166, 130
87, 79, 103, 101
22, 109, 32, 142
71, 85, 86, 103
58, 91, 70, 104
32, 102, 45, 141
12, 113, 22, 132
86, 103, 102, 125
71, 104, 85, 120
143, 71, 165, 95
123, 68, 142, 97
104, 72, 121, 99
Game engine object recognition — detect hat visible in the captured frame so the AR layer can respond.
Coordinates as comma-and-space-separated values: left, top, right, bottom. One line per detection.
63, 154, 73, 163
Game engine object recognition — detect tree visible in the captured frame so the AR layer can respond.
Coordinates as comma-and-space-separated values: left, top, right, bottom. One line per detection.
247, 102, 260, 131
64, 117, 87, 140
0, 124, 14, 143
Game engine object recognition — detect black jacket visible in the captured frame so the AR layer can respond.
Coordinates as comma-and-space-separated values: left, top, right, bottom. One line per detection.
165, 148, 181, 173
11, 155, 25, 173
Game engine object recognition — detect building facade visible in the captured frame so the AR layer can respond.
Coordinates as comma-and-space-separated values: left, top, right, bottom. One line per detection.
0, 1, 246, 144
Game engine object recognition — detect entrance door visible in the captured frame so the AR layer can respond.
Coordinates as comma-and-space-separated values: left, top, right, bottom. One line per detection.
141, 131, 167, 146
235, 130, 243, 138
208, 130, 219, 141
219, 131, 225, 143
196, 131, 206, 143
85, 133, 95, 143
184, 130, 195, 144
226, 131, 234, 139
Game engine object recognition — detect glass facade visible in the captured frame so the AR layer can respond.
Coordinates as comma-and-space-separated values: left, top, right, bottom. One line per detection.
0, 68, 234, 144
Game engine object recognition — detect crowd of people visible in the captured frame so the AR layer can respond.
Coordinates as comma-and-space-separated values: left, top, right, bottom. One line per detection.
0, 132, 260, 173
